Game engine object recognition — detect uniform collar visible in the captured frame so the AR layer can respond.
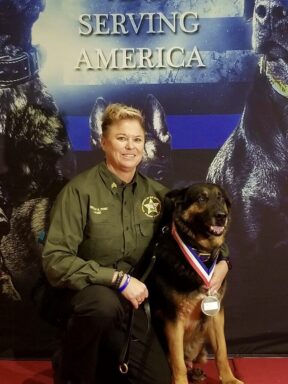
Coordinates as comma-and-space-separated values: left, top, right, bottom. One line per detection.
99, 161, 138, 195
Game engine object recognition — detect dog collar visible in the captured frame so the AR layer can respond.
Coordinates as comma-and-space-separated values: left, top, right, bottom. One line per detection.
260, 56, 288, 98
165, 224, 217, 262
267, 72, 288, 98
171, 223, 219, 287
0, 46, 39, 88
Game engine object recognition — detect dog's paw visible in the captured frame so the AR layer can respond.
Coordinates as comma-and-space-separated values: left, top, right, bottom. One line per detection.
187, 367, 206, 382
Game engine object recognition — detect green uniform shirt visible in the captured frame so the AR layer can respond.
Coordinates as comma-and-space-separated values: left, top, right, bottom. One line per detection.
42, 161, 169, 290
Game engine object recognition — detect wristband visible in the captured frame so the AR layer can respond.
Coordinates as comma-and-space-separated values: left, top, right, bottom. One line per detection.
118, 274, 131, 293
113, 270, 124, 289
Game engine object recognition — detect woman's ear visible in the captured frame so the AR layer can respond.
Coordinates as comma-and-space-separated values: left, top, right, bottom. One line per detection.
100, 135, 105, 151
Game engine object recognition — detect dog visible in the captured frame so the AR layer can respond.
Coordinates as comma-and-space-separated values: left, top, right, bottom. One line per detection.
0, 0, 71, 301
205, 0, 288, 353
207, 0, 288, 252
148, 183, 243, 384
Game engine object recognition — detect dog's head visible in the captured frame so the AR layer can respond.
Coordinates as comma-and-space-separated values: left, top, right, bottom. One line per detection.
166, 183, 231, 251
0, 0, 45, 50
252, 0, 288, 84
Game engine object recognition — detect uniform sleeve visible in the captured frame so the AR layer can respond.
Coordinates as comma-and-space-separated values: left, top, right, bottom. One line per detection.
42, 184, 115, 290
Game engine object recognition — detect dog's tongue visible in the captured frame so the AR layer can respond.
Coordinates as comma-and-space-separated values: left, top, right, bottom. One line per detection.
210, 226, 224, 235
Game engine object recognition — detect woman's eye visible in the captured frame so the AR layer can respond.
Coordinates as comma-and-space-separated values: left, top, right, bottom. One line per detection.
117, 136, 126, 141
135, 138, 143, 143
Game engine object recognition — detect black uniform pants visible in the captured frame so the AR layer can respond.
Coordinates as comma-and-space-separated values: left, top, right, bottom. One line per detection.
53, 285, 171, 384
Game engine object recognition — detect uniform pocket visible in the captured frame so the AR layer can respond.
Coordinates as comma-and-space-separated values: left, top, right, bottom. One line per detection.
138, 221, 156, 237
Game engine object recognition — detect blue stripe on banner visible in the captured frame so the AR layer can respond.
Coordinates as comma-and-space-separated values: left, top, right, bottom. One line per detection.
65, 116, 91, 151
166, 114, 240, 149
65, 114, 240, 151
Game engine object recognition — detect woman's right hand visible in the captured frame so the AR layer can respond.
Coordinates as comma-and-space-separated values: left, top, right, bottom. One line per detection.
120, 275, 148, 309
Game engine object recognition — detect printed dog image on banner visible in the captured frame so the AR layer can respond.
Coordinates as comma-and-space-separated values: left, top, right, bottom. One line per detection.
207, 0, 288, 349
0, 0, 70, 299
0, 0, 72, 355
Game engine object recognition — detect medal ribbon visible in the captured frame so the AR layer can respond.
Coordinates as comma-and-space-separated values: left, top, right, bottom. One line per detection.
171, 223, 218, 287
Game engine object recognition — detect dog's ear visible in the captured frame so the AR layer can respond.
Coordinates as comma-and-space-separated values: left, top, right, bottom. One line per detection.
225, 193, 232, 211
162, 188, 189, 224
144, 94, 170, 147
244, 0, 255, 20
218, 185, 232, 211
165, 188, 189, 207
139, 94, 173, 184
89, 97, 108, 150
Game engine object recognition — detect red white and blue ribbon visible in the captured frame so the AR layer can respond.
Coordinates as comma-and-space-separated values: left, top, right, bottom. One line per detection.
171, 223, 218, 287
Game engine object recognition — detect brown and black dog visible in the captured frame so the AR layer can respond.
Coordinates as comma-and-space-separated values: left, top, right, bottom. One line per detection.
149, 183, 243, 384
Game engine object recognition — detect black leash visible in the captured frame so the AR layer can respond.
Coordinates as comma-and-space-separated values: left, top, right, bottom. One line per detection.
118, 254, 156, 374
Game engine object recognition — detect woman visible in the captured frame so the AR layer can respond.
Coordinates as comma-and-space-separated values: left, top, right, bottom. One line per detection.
42, 103, 171, 384
42, 103, 229, 384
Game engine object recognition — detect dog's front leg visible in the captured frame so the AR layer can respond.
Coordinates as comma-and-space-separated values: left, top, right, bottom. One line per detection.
165, 320, 188, 384
208, 309, 244, 384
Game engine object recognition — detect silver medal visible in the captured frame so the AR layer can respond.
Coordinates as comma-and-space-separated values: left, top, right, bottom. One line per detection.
201, 295, 220, 316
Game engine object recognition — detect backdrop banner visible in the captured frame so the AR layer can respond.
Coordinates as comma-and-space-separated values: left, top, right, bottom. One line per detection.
0, 0, 287, 358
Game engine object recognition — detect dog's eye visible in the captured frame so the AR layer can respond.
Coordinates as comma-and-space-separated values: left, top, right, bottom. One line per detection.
217, 194, 225, 202
198, 195, 207, 203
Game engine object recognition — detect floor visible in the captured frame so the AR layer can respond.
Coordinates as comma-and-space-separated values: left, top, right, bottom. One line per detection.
0, 357, 287, 383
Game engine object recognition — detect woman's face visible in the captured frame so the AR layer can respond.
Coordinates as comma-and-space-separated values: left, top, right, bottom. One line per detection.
100, 118, 145, 177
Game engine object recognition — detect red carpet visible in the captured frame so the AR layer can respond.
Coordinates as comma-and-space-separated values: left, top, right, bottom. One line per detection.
233, 357, 288, 384
0, 357, 287, 383
0, 360, 52, 383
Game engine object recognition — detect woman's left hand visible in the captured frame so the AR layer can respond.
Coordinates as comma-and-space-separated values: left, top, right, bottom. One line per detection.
204, 260, 229, 294
120, 275, 149, 309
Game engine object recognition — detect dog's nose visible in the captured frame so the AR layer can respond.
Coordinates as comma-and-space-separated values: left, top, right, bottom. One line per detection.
255, 3, 267, 20
215, 212, 227, 225
272, 4, 287, 20
255, 1, 287, 22
215, 212, 227, 219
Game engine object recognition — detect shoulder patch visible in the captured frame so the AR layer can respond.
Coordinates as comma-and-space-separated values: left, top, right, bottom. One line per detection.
141, 196, 161, 218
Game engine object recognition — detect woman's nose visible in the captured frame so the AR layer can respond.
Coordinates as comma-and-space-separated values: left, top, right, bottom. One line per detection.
125, 139, 134, 148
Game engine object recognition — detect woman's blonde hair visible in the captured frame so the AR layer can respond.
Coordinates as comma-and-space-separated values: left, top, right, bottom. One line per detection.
101, 103, 145, 135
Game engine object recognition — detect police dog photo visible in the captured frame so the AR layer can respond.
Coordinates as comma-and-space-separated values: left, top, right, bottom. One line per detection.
205, 0, 288, 356
149, 183, 243, 384
207, 0, 288, 252
0, 0, 70, 301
